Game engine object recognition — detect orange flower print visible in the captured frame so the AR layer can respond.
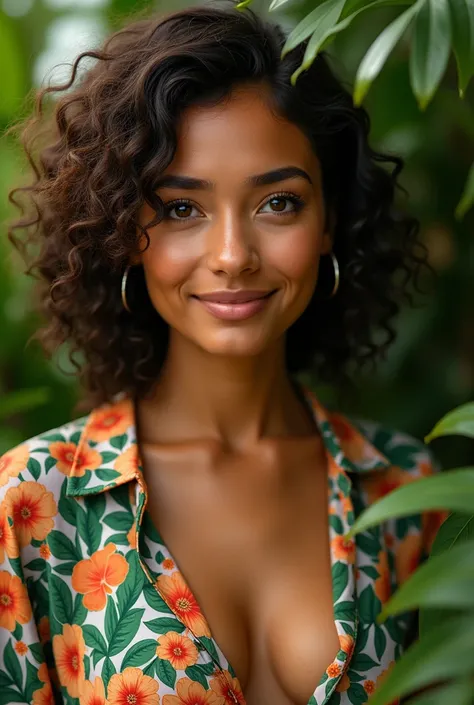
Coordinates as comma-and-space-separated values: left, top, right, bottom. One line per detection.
327, 662, 341, 678
127, 523, 137, 549
107, 667, 159, 705
338, 633, 355, 659
163, 677, 225, 705
374, 550, 392, 604
38, 663, 49, 682
87, 400, 132, 442
72, 543, 129, 611
331, 534, 356, 563
33, 682, 54, 705
362, 466, 414, 505
335, 673, 350, 692
4, 482, 57, 547
14, 640, 28, 655
0, 444, 29, 488
0, 504, 19, 562
329, 414, 368, 462
364, 680, 376, 695
52, 624, 86, 698
156, 631, 199, 670
394, 533, 421, 586
209, 672, 245, 705
79, 677, 106, 705
114, 445, 139, 478
38, 616, 51, 644
157, 572, 211, 637
0, 571, 32, 631
162, 558, 175, 570
49, 441, 101, 477
40, 543, 51, 560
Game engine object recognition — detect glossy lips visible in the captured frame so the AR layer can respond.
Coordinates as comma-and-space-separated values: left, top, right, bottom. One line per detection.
192, 290, 276, 321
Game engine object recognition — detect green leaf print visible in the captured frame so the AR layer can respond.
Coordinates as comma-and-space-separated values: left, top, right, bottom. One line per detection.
25, 660, 42, 702
121, 639, 157, 669
143, 584, 173, 614
347, 681, 369, 704
357, 533, 381, 557
12, 624, 23, 641
329, 514, 344, 534
45, 456, 57, 473
359, 565, 380, 580
105, 599, 119, 642
157, 657, 177, 689
100, 451, 120, 464
28, 643, 44, 664
374, 625, 387, 660
334, 600, 354, 621
352, 652, 380, 671
54, 561, 78, 576
108, 608, 144, 657
110, 434, 128, 451
48, 530, 81, 561
0, 688, 25, 704
103, 512, 134, 531
0, 673, 13, 688
116, 551, 143, 615
337, 472, 351, 495
8, 557, 24, 579
145, 617, 186, 634
184, 665, 208, 689
83, 625, 107, 654
198, 636, 220, 663
76, 504, 102, 554
111, 484, 133, 511
50, 574, 73, 624
105, 533, 129, 546
88, 493, 106, 521
58, 494, 78, 528
358, 585, 381, 624
73, 593, 87, 626
3, 640, 23, 691
143, 658, 157, 677
96, 468, 121, 482
84, 654, 90, 680
102, 657, 116, 689
25, 558, 46, 573
27, 457, 41, 481
332, 562, 349, 602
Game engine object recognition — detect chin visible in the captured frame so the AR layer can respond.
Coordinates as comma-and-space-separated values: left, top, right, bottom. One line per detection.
195, 330, 271, 357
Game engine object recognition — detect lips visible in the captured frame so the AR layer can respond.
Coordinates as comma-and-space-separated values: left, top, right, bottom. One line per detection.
192, 289, 277, 321
193, 290, 275, 304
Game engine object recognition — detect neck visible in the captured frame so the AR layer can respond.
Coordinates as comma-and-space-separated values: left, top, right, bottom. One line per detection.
135, 330, 316, 452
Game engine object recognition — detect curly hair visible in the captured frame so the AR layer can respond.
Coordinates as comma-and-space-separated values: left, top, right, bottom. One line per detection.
7, 0, 432, 413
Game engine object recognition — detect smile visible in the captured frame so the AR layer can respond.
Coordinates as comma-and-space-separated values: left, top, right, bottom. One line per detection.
192, 290, 276, 321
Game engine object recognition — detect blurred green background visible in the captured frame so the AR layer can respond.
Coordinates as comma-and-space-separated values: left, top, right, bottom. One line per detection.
1, 0, 473, 470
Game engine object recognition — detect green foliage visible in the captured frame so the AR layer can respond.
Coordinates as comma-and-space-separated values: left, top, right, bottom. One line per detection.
346, 402, 474, 704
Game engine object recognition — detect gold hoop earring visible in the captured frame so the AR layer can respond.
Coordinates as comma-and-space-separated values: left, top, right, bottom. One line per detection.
121, 264, 132, 313
329, 252, 340, 298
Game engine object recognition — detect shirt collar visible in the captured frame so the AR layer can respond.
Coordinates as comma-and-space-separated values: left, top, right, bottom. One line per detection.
66, 384, 390, 497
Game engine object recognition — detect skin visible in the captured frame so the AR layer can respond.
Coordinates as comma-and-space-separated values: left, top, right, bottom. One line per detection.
132, 84, 339, 705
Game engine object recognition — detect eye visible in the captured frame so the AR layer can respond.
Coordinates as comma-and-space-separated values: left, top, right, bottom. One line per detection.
259, 192, 305, 216
164, 199, 202, 221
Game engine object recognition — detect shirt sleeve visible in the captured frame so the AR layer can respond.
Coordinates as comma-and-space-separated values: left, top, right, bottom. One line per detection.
0, 456, 56, 705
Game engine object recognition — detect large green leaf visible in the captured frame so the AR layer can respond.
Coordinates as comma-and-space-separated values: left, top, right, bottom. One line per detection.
291, 0, 400, 83
365, 612, 474, 705
425, 402, 474, 442
419, 511, 474, 635
345, 468, 474, 539
455, 160, 474, 219
354, 0, 427, 105
282, 0, 346, 59
449, 0, 474, 97
377, 538, 474, 621
410, 0, 451, 109
404, 676, 474, 705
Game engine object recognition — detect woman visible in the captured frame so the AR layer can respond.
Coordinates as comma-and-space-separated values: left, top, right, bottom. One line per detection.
0, 3, 447, 705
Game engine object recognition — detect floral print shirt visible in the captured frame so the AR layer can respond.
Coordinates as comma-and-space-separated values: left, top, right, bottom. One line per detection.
0, 385, 447, 705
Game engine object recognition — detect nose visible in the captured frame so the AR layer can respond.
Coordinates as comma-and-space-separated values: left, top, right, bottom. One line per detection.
205, 214, 259, 277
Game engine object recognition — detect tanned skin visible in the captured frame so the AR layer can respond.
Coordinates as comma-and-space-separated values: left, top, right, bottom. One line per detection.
132, 84, 338, 705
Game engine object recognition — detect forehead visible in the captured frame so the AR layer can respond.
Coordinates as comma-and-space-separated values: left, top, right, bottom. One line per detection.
168, 85, 319, 179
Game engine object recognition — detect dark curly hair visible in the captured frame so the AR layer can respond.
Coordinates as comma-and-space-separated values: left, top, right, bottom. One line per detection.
7, 0, 432, 413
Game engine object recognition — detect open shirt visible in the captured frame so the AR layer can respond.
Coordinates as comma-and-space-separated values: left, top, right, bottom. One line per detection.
0, 385, 447, 705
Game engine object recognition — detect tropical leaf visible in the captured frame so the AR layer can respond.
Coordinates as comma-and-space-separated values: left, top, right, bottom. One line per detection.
449, 0, 474, 97
377, 538, 474, 620
364, 612, 474, 705
425, 401, 474, 442
409, 0, 451, 109
345, 468, 474, 538
282, 0, 346, 59
455, 161, 474, 220
354, 0, 427, 105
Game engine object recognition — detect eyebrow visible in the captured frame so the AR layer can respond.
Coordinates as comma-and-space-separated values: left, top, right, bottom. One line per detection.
154, 166, 313, 191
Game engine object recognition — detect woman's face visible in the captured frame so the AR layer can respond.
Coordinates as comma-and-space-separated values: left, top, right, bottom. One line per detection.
136, 85, 332, 358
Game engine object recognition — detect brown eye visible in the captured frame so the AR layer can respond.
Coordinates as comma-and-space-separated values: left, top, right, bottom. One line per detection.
164, 200, 199, 220
269, 197, 287, 212
259, 193, 305, 216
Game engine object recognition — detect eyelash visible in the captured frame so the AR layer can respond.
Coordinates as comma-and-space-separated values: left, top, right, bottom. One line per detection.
163, 191, 306, 221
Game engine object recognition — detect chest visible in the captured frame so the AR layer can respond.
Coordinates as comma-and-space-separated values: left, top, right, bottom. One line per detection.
140, 441, 341, 705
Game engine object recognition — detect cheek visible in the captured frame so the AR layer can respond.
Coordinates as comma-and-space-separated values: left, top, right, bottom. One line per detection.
141, 235, 197, 293
264, 227, 321, 281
